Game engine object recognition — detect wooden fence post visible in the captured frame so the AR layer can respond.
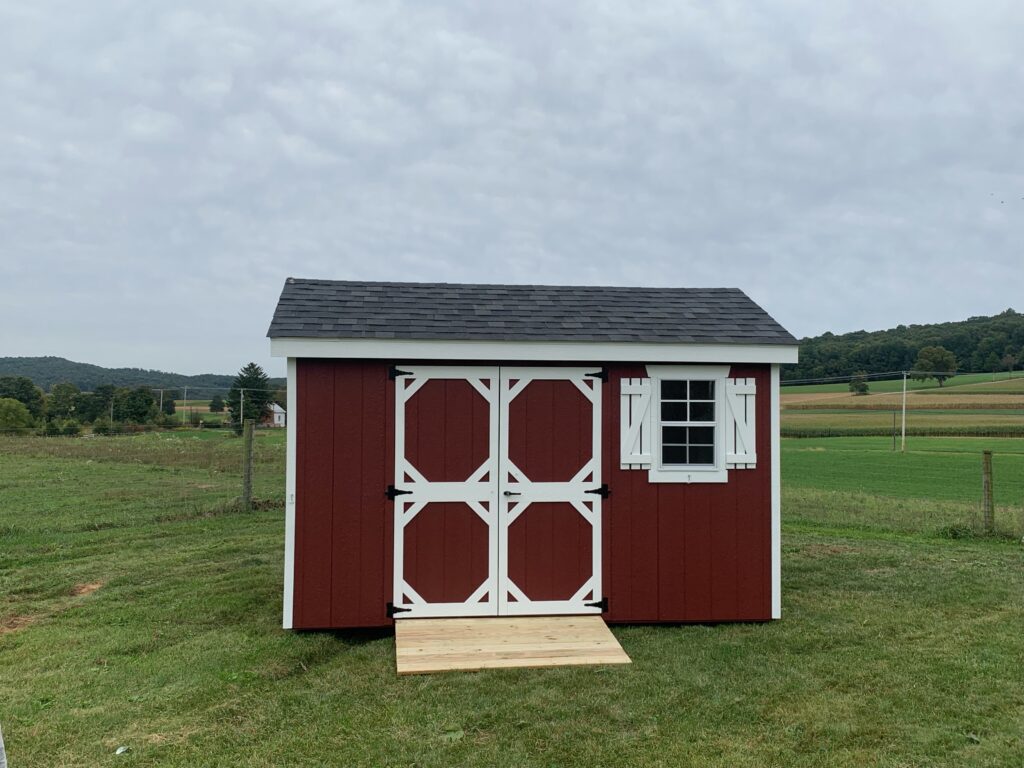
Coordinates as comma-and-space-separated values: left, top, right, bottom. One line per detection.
242, 418, 255, 510
981, 450, 994, 535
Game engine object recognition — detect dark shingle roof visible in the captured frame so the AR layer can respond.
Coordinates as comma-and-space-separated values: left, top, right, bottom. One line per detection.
267, 279, 796, 345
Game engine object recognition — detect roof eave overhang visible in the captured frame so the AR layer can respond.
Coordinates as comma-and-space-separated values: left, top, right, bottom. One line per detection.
270, 337, 799, 364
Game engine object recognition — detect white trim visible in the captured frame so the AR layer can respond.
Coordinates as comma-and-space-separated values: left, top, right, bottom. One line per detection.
392, 365, 501, 619
497, 367, 603, 617
645, 365, 730, 484
282, 357, 297, 629
770, 364, 781, 619
271, 337, 799, 364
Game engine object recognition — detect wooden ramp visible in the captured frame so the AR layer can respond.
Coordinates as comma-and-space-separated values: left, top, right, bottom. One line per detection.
394, 615, 631, 675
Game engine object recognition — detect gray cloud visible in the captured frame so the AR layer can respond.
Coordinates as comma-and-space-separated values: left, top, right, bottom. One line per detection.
2, 0, 1022, 376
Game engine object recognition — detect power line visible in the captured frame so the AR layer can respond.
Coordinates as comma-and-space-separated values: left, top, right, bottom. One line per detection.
782, 370, 965, 386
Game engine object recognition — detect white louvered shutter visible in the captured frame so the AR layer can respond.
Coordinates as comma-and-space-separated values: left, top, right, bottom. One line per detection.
620, 378, 653, 469
725, 378, 757, 468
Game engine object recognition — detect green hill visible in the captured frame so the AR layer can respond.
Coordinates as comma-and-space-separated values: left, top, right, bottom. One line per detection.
787, 309, 1024, 382
0, 356, 284, 394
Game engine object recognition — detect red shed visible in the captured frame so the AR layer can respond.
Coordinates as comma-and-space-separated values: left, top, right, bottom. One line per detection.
268, 279, 798, 629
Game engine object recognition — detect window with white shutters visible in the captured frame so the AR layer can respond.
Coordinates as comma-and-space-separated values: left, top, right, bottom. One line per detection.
620, 366, 757, 483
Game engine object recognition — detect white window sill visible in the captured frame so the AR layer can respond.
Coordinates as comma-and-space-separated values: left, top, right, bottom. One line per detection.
647, 465, 729, 484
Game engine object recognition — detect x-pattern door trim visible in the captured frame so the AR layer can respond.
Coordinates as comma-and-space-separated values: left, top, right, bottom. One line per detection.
393, 365, 602, 618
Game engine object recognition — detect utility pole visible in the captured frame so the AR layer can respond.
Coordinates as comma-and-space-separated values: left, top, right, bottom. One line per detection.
240, 388, 245, 431
158, 389, 163, 413
182, 386, 188, 426
900, 371, 907, 453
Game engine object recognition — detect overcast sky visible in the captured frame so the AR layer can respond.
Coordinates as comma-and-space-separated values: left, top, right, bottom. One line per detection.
2, 1, 1022, 377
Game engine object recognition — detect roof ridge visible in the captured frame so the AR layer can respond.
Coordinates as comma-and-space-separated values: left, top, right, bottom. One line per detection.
285, 277, 746, 293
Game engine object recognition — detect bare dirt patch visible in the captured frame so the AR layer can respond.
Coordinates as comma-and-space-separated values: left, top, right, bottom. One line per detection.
0, 614, 36, 635
71, 581, 104, 597
3, 582, 105, 636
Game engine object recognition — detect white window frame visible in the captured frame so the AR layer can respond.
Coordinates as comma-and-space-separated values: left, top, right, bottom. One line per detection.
646, 365, 729, 484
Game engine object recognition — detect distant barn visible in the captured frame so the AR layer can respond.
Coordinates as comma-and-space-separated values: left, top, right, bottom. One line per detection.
268, 280, 797, 629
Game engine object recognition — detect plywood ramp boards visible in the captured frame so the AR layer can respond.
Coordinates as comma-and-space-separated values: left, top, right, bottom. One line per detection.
394, 616, 631, 675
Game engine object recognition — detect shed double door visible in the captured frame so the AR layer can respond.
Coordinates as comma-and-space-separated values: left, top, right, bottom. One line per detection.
392, 365, 603, 619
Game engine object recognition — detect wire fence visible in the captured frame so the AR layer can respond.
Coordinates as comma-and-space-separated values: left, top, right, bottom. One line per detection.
0, 426, 286, 532
2, 369, 1022, 542
781, 369, 1024, 539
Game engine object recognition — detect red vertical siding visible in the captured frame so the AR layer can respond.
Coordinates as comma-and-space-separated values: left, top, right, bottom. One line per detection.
403, 502, 489, 603
402, 379, 492, 603
506, 379, 596, 601
293, 359, 391, 629
604, 363, 772, 623
291, 359, 772, 629
294, 360, 334, 628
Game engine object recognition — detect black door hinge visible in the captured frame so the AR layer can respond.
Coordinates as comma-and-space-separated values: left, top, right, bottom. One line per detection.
585, 596, 608, 612
386, 484, 412, 500
389, 365, 413, 380
387, 602, 411, 618
585, 368, 608, 382
585, 483, 610, 499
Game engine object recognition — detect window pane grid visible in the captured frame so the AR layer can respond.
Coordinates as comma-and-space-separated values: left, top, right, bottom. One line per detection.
660, 379, 716, 467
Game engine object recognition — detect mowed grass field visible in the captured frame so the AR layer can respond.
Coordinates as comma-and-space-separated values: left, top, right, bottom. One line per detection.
2, 432, 1024, 766
784, 437, 1024, 536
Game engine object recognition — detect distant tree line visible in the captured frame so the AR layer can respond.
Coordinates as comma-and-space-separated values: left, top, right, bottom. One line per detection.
0, 376, 176, 434
0, 356, 285, 393
0, 362, 284, 435
785, 309, 1024, 382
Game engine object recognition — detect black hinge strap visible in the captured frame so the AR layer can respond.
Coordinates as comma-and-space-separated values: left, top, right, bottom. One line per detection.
386, 602, 411, 618
584, 483, 610, 499
386, 484, 412, 500
389, 365, 413, 380
585, 368, 608, 382
585, 596, 608, 611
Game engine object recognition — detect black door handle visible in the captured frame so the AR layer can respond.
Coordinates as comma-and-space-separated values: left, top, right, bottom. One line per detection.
503, 491, 521, 497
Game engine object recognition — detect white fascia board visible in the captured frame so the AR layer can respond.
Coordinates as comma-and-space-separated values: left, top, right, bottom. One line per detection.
770, 363, 782, 620
270, 337, 799, 365
282, 357, 297, 630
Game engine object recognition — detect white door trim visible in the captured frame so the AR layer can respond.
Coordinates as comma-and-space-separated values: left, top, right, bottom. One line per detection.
496, 366, 604, 616
392, 365, 500, 619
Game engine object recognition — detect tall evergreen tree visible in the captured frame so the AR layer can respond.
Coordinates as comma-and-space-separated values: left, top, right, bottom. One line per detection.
226, 363, 272, 428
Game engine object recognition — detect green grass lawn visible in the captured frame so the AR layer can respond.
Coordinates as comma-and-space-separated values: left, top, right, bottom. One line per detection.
2, 433, 1023, 766
783, 437, 1024, 536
